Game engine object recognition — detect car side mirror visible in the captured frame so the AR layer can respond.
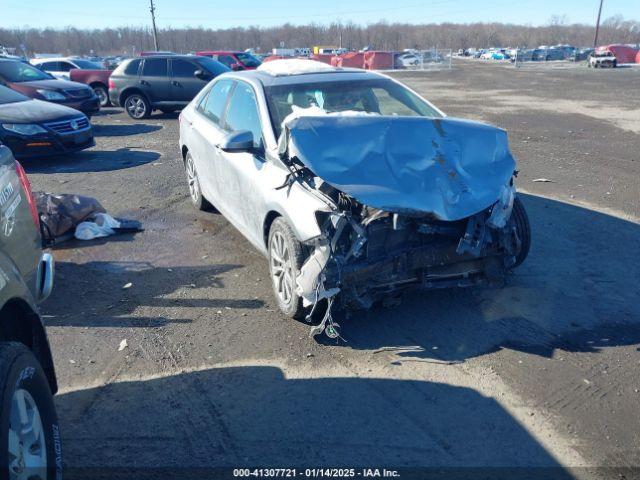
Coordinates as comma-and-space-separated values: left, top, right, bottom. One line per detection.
219, 130, 255, 153
194, 69, 211, 80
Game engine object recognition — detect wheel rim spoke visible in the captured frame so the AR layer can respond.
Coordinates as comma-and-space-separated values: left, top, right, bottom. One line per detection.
8, 388, 48, 478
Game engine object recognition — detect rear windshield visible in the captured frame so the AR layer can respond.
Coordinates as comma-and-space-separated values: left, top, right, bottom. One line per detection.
0, 61, 52, 82
0, 85, 29, 104
194, 57, 231, 76
265, 78, 442, 136
236, 52, 261, 68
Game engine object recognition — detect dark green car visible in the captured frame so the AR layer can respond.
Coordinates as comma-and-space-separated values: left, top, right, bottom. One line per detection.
0, 144, 60, 479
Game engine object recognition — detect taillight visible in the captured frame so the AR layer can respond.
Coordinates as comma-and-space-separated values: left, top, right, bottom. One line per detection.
15, 161, 39, 228
108, 79, 115, 89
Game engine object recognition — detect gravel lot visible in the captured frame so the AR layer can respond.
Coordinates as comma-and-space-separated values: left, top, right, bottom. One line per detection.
24, 60, 640, 478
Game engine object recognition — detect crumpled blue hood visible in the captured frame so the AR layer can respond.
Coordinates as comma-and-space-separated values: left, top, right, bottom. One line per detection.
280, 116, 516, 221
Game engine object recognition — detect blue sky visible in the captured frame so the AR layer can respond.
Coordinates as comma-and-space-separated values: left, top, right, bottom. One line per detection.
4, 0, 638, 29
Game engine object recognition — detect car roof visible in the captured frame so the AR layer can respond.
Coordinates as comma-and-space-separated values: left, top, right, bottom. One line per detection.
134, 54, 197, 60
227, 67, 384, 88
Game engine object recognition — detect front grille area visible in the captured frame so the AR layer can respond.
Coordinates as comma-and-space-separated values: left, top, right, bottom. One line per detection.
64, 88, 92, 99
44, 117, 90, 134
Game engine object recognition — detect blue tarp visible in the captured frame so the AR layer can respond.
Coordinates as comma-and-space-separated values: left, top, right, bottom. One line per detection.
282, 116, 516, 221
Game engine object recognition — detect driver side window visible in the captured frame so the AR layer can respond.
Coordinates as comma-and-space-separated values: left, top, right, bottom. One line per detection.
223, 82, 263, 150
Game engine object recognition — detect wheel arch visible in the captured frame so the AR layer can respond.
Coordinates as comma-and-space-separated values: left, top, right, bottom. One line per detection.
119, 87, 149, 106
89, 81, 107, 90
263, 210, 282, 249
0, 299, 57, 394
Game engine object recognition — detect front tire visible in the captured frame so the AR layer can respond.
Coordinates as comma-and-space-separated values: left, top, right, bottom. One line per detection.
124, 93, 150, 119
268, 218, 306, 319
512, 197, 531, 267
0, 342, 62, 480
184, 152, 211, 211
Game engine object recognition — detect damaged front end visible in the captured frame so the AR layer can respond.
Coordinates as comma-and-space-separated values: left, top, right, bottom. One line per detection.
278, 114, 527, 337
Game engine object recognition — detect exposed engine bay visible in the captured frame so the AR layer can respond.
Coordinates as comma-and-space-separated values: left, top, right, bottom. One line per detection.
277, 113, 529, 339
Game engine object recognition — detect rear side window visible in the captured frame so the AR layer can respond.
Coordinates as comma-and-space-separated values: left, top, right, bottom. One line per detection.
198, 79, 233, 125
38, 61, 59, 71
58, 62, 74, 72
142, 58, 167, 77
216, 55, 234, 67
224, 82, 263, 149
124, 59, 141, 75
171, 59, 198, 78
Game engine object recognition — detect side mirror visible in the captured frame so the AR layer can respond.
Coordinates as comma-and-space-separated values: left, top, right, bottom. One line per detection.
194, 69, 211, 80
230, 62, 242, 71
218, 130, 255, 153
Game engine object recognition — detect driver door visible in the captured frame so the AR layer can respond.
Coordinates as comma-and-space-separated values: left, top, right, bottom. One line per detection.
170, 58, 209, 104
215, 81, 266, 246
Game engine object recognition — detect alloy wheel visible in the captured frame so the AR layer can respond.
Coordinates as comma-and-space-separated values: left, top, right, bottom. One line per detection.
185, 156, 200, 204
270, 231, 294, 305
8, 388, 47, 480
125, 95, 146, 119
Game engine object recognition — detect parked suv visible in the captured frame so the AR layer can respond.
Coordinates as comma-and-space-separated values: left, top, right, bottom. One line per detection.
0, 59, 100, 117
108, 55, 229, 119
0, 144, 60, 478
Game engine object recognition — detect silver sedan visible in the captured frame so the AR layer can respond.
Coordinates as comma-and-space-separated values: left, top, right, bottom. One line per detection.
179, 60, 530, 338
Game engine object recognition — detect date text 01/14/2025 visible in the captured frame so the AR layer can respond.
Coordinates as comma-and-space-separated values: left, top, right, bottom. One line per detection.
233, 468, 401, 478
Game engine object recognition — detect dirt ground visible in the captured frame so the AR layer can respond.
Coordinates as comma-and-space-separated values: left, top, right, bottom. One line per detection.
24, 59, 640, 478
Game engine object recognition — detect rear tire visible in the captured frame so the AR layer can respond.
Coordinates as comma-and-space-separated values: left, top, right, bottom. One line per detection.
123, 93, 150, 119
512, 197, 531, 268
92, 84, 110, 107
0, 342, 62, 480
268, 218, 306, 319
184, 152, 212, 211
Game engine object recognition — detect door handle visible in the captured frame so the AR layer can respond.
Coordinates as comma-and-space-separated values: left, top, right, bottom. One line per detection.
172, 80, 181, 87
139, 80, 149, 86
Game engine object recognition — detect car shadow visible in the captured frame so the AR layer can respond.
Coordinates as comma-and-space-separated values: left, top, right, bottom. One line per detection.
50, 232, 140, 250
42, 261, 261, 328
93, 123, 163, 137
56, 365, 574, 478
21, 147, 160, 173
330, 193, 640, 363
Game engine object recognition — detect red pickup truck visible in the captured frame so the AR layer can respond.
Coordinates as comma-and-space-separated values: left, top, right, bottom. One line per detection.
69, 69, 112, 107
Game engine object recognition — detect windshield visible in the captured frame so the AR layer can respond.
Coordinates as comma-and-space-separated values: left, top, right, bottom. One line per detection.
72, 59, 104, 69
265, 78, 442, 136
195, 57, 231, 76
236, 52, 261, 68
0, 85, 29, 104
0, 61, 52, 82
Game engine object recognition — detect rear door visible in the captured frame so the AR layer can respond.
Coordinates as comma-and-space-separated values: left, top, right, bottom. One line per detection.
37, 61, 65, 79
139, 58, 171, 104
170, 58, 208, 104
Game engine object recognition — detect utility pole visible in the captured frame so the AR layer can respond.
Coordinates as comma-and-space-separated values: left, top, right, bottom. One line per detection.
149, 0, 159, 51
593, 0, 604, 49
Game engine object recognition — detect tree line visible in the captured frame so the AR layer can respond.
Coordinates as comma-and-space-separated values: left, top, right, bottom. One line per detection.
1, 15, 638, 57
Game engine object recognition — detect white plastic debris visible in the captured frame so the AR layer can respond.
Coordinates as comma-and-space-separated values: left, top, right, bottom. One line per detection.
118, 339, 128, 351
122, 282, 133, 289
257, 59, 335, 76
75, 213, 121, 240
532, 178, 554, 183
